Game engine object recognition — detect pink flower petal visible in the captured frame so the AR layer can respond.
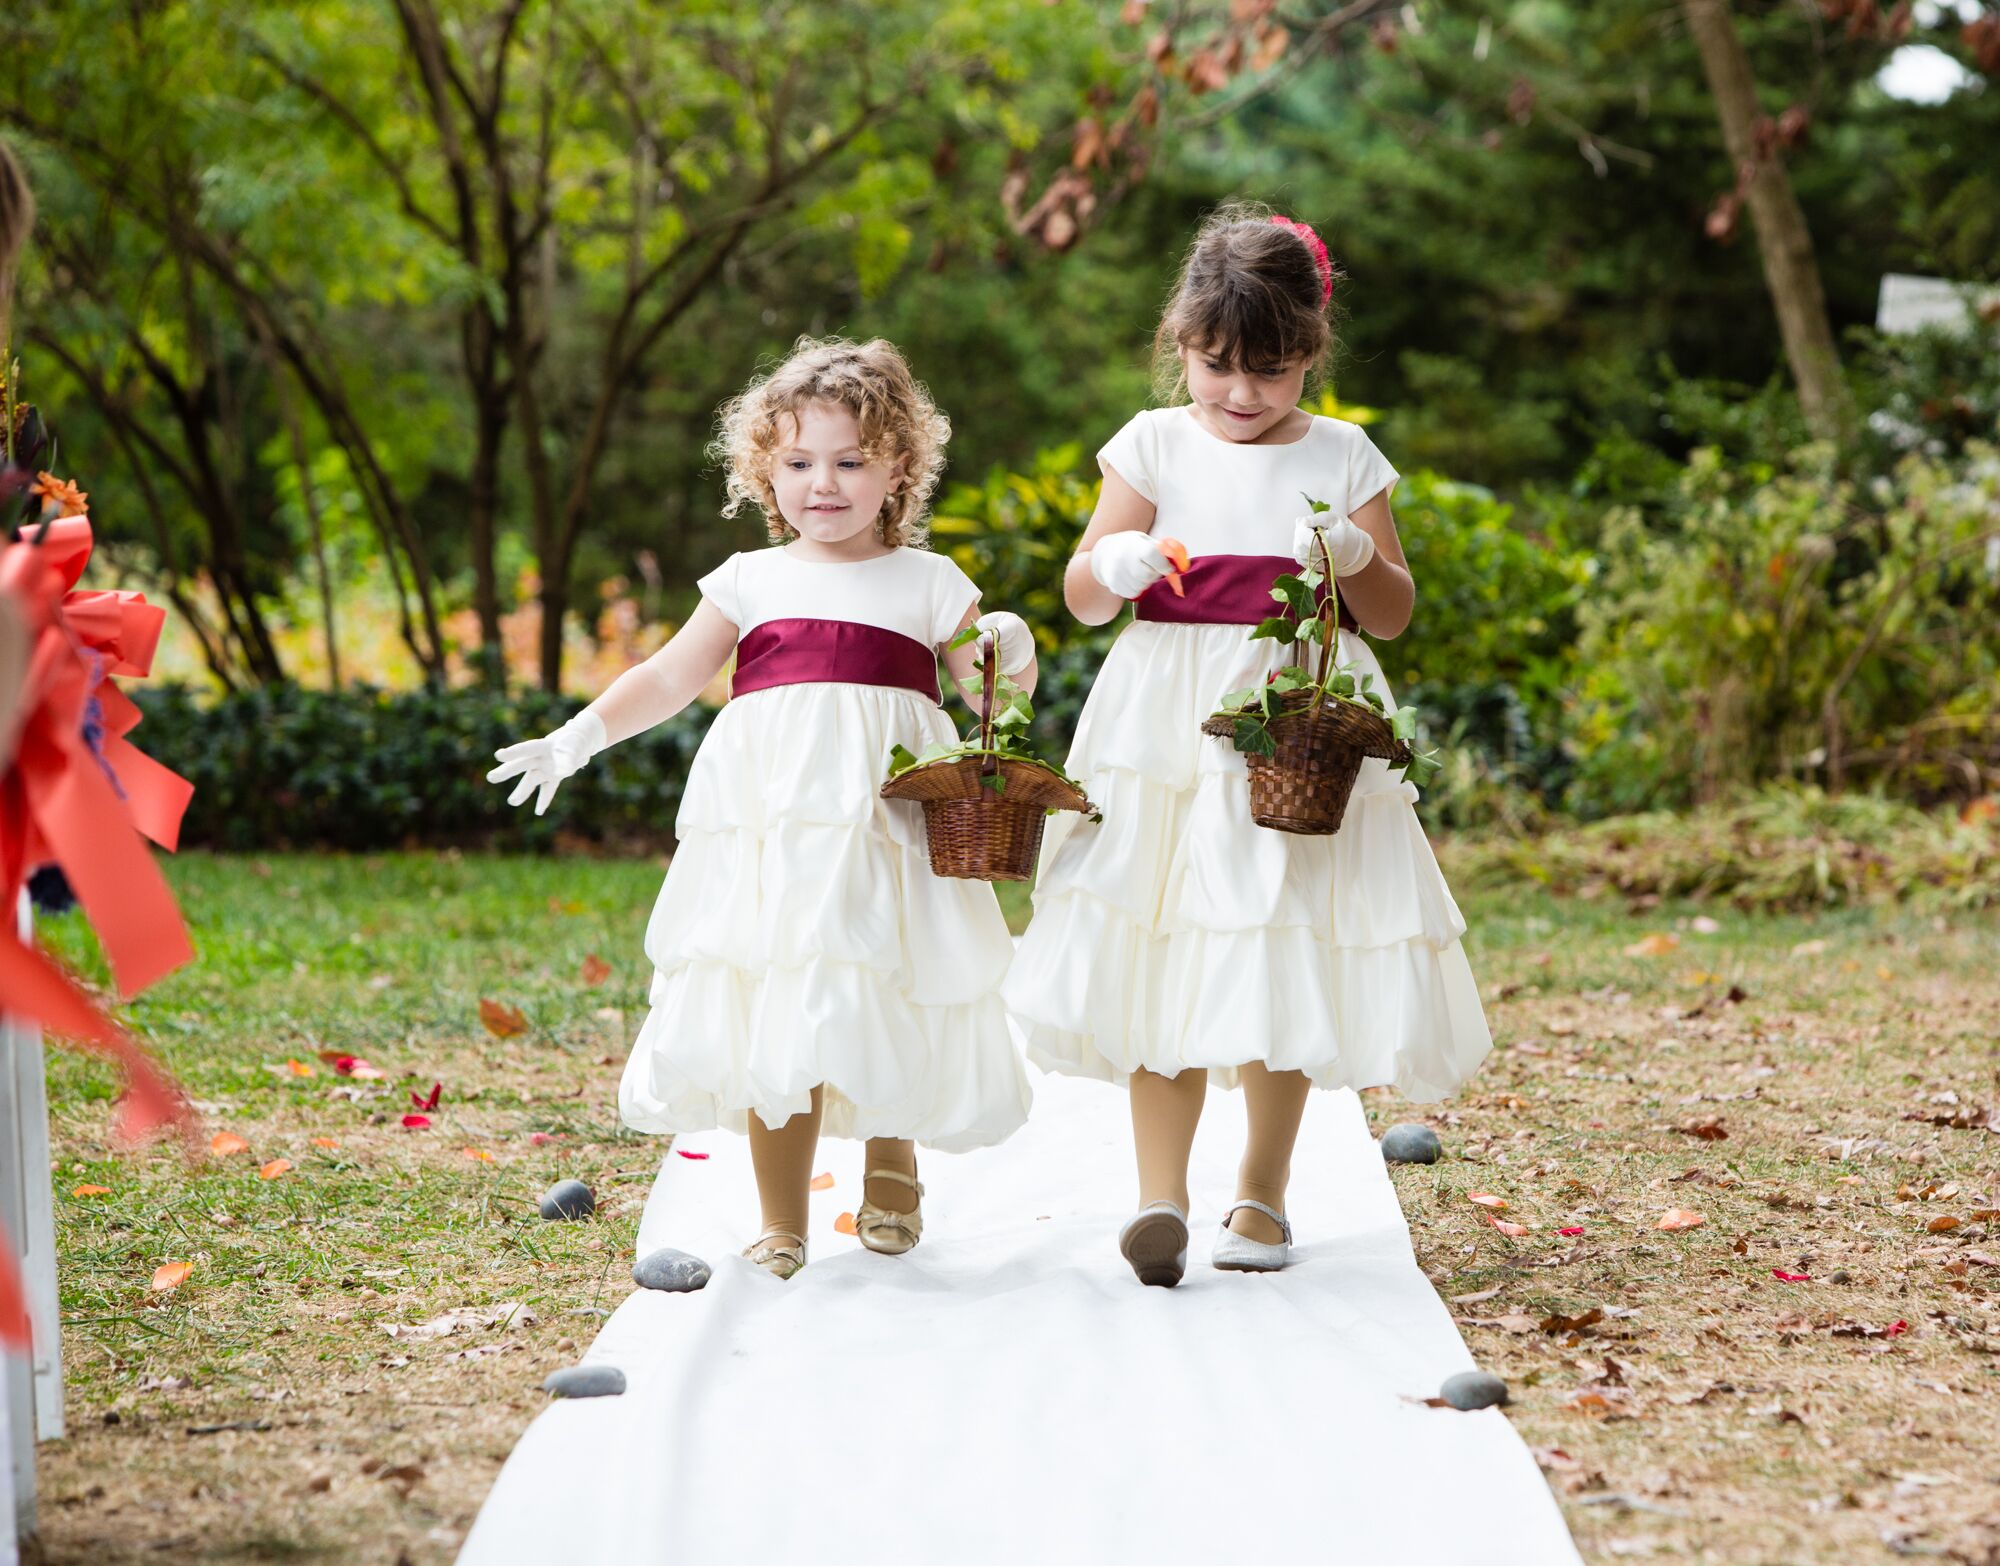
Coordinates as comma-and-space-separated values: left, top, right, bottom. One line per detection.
401, 1114, 431, 1130
676, 1149, 710, 1160
1558, 1225, 1585, 1236
1771, 1269, 1811, 1283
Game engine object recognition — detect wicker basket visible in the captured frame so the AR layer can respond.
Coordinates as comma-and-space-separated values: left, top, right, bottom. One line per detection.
880, 639, 1096, 881
1202, 693, 1409, 835
1199, 531, 1413, 836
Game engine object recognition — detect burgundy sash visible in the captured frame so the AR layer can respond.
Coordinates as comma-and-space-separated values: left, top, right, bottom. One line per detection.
731, 617, 941, 704
1135, 553, 1358, 631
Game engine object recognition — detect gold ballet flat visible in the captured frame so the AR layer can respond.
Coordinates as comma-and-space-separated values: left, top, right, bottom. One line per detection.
855, 1168, 924, 1255
742, 1228, 807, 1279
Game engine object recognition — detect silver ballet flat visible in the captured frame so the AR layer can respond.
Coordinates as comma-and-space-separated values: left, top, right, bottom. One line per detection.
1211, 1200, 1293, 1273
1118, 1200, 1189, 1287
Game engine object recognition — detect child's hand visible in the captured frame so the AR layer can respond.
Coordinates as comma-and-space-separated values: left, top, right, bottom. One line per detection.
487, 710, 607, 815
1290, 513, 1377, 577
1087, 530, 1172, 599
972, 611, 1035, 676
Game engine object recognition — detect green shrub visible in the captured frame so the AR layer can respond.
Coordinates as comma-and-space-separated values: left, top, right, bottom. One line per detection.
136, 684, 715, 851
1567, 441, 2000, 814
1382, 472, 1594, 828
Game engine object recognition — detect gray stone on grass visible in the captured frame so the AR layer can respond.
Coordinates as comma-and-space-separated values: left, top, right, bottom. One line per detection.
1380, 1123, 1443, 1164
538, 1179, 596, 1221
543, 1364, 626, 1399
1440, 1370, 1509, 1411
632, 1247, 711, 1293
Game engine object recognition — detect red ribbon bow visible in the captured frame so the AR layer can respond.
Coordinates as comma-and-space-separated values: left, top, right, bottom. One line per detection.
2, 516, 194, 997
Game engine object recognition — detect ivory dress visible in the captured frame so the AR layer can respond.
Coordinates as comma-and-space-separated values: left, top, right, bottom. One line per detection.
1003, 407, 1491, 1100
618, 544, 1032, 1151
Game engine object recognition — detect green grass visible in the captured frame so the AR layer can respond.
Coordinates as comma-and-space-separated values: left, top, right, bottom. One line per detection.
28, 849, 2000, 1564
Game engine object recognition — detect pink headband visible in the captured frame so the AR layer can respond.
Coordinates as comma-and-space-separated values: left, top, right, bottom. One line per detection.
1269, 214, 1334, 304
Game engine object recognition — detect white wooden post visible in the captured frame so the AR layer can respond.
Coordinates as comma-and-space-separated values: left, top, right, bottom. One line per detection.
14, 896, 61, 1444
0, 885, 63, 1560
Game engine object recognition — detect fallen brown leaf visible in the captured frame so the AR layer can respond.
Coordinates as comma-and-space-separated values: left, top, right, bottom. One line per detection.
479, 999, 528, 1038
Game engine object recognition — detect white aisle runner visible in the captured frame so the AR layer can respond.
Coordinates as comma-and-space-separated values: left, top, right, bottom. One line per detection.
460, 1066, 1582, 1566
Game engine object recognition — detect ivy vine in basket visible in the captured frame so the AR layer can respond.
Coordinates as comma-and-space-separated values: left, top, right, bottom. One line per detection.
885, 624, 1099, 816
1207, 495, 1442, 788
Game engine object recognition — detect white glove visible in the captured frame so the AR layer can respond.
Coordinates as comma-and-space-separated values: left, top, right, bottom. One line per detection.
973, 611, 1035, 676
1290, 514, 1377, 577
1088, 529, 1172, 599
487, 709, 608, 816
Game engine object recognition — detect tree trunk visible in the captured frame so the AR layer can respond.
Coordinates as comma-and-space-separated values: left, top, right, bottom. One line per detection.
266, 348, 342, 688
1682, 0, 1853, 441
467, 386, 507, 684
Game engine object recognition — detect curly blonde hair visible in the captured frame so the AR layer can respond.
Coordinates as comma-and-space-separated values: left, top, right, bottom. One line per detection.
711, 336, 951, 547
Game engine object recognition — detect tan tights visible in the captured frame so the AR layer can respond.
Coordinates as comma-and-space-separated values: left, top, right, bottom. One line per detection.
747, 1085, 825, 1243
745, 1087, 918, 1243
1130, 1061, 1311, 1245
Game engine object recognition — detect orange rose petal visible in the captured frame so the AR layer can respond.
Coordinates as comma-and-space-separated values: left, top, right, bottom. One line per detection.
311, 1137, 340, 1150
1467, 1192, 1508, 1210
833, 1212, 857, 1236
1490, 1218, 1530, 1238
71, 1184, 112, 1198
809, 1172, 834, 1191
210, 1132, 250, 1157
259, 1159, 293, 1180
150, 1262, 193, 1291
286, 1059, 315, 1077
461, 1148, 495, 1163
1656, 1208, 1706, 1232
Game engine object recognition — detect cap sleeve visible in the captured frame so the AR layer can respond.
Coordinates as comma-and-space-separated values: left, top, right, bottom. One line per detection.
1344, 425, 1400, 514
1097, 410, 1160, 504
696, 552, 743, 628
930, 551, 981, 646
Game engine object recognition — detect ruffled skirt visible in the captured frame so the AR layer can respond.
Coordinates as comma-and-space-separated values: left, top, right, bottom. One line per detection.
1004, 621, 1490, 1101
618, 682, 1031, 1151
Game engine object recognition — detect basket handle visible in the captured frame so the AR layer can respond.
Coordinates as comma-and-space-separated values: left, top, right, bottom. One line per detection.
1305, 528, 1342, 717
977, 634, 999, 779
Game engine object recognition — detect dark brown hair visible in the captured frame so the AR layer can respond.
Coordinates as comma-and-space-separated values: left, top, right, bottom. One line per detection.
1152, 201, 1340, 399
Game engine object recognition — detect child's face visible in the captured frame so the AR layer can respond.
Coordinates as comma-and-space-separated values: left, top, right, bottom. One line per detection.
1182, 343, 1308, 443
772, 401, 905, 547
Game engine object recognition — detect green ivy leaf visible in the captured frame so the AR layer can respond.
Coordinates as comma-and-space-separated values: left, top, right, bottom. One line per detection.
946, 624, 982, 651
1391, 705, 1418, 741
1270, 574, 1315, 618
887, 743, 921, 777
1250, 616, 1297, 643
1233, 717, 1277, 757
